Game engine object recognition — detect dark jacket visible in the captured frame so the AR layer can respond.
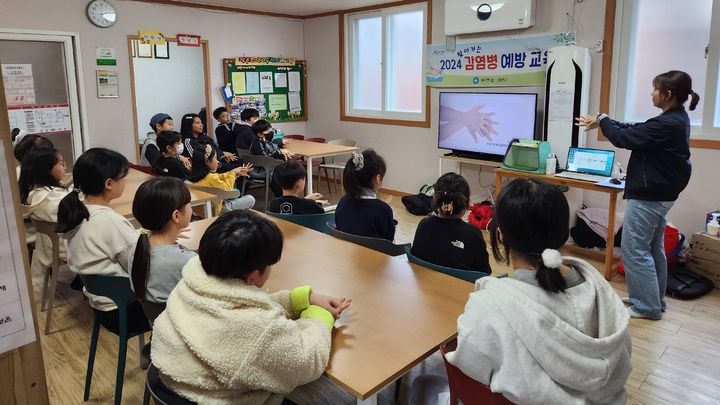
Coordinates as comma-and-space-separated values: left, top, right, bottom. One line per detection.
235, 124, 256, 151
599, 107, 691, 201
214, 123, 241, 154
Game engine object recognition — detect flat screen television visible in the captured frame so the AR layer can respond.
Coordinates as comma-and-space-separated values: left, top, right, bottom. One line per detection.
438, 92, 538, 161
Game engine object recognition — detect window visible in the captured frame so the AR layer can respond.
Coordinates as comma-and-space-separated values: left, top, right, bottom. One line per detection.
609, 0, 720, 141
343, 3, 428, 125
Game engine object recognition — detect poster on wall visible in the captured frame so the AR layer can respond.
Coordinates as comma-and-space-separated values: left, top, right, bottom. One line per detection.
96, 70, 119, 98
425, 33, 575, 87
7, 104, 72, 134
229, 94, 266, 122
0, 141, 37, 354
1, 64, 36, 106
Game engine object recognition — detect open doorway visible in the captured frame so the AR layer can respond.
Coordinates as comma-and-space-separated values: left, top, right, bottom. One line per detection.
127, 36, 211, 163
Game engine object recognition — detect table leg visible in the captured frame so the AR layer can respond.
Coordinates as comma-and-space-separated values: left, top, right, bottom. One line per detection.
494, 172, 502, 199
204, 201, 212, 219
438, 158, 442, 178
306, 156, 314, 194
605, 192, 618, 280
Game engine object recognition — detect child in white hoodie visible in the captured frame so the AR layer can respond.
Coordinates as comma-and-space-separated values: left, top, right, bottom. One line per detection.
421, 178, 631, 405
151, 210, 354, 404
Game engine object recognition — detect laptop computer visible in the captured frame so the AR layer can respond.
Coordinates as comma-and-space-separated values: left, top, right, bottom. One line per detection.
554, 147, 615, 182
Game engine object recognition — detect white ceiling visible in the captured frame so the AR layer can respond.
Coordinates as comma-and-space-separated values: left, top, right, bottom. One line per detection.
146, 0, 405, 16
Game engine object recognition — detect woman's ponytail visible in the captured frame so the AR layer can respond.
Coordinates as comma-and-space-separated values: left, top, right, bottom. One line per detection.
689, 91, 700, 111
56, 189, 88, 233
131, 233, 151, 300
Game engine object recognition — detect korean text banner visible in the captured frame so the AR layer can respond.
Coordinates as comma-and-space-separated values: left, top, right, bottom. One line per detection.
426, 33, 575, 87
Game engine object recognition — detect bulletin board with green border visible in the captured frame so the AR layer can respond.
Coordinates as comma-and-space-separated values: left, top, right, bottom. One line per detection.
223, 57, 308, 123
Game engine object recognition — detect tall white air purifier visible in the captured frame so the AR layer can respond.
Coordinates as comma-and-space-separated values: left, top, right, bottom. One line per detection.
543, 45, 592, 229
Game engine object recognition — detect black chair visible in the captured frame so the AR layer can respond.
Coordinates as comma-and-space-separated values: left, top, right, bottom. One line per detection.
143, 363, 197, 405
327, 222, 409, 256
237, 153, 283, 211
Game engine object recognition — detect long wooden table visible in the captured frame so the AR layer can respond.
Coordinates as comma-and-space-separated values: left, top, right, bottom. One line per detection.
110, 169, 215, 218
184, 215, 474, 403
286, 140, 358, 194
494, 168, 624, 280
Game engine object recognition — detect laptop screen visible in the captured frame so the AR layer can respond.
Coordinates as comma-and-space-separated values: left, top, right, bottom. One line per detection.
566, 147, 615, 176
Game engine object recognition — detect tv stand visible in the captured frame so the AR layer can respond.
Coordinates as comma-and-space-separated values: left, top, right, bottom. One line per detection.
438, 154, 502, 177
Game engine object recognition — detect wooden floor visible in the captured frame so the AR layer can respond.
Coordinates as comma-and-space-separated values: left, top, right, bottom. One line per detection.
33, 186, 720, 404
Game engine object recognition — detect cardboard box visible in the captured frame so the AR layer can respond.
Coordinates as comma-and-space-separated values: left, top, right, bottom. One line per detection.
685, 255, 720, 290
690, 232, 720, 264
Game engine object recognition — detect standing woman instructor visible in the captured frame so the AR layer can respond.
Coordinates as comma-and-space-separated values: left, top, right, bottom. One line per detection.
576, 70, 698, 320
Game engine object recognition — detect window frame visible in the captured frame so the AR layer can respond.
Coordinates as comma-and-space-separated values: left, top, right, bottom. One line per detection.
600, 0, 720, 148
339, 0, 431, 127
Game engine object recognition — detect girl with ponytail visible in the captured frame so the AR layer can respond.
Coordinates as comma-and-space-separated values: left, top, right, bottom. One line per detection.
442, 178, 631, 404
335, 149, 396, 241
410, 172, 490, 273
57, 148, 151, 335
129, 177, 196, 322
577, 70, 697, 319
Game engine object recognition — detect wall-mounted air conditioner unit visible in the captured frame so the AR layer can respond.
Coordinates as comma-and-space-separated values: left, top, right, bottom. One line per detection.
445, 0, 536, 35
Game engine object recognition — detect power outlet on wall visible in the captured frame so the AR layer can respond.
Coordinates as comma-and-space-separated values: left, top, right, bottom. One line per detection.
595, 40, 604, 53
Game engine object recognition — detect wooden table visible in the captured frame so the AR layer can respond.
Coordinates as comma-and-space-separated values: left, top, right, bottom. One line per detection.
185, 215, 474, 403
494, 168, 624, 280
287, 140, 358, 194
110, 169, 215, 218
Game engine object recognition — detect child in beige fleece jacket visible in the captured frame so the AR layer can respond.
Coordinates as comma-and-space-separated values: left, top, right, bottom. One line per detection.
151, 210, 353, 404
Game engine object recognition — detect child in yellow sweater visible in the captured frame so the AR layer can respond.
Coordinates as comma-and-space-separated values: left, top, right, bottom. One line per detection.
189, 144, 255, 212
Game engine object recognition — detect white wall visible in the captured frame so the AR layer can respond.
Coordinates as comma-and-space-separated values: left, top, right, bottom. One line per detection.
0, 0, 306, 160
133, 42, 205, 142
303, 0, 716, 237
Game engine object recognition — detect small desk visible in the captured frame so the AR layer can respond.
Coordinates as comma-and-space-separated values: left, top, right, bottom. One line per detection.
185, 215, 473, 403
438, 154, 501, 178
287, 140, 358, 194
110, 169, 215, 218
494, 168, 623, 280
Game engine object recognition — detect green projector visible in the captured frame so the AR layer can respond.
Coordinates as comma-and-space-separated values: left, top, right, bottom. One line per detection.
501, 139, 552, 174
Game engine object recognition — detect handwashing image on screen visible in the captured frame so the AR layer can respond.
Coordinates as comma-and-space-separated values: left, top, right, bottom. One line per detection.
438, 93, 537, 156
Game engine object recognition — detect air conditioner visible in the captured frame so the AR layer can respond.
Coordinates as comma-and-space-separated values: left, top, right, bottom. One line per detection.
444, 0, 536, 35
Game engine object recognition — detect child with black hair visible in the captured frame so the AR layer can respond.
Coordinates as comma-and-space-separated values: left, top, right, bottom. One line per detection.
189, 144, 255, 212
335, 149, 395, 241
249, 119, 293, 160
151, 210, 353, 404
268, 160, 325, 215
20, 147, 71, 275
13, 134, 54, 179
142, 113, 174, 167
411, 172, 491, 273
153, 131, 191, 179
129, 177, 196, 320
56, 148, 151, 335
439, 178, 631, 404
213, 106, 242, 155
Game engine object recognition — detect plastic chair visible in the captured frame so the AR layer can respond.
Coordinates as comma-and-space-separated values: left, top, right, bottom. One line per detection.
283, 134, 305, 140
81, 274, 150, 405
405, 246, 488, 283
186, 183, 241, 217
30, 219, 64, 335
327, 222, 409, 256
441, 338, 514, 405
266, 211, 334, 234
318, 139, 356, 194
130, 163, 155, 176
143, 363, 197, 405
238, 154, 283, 211
139, 301, 166, 327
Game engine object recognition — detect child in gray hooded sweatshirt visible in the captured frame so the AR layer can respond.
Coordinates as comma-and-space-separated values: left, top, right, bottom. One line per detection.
446, 178, 631, 405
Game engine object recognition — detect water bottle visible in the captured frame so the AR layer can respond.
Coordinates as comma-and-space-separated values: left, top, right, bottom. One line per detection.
545, 153, 557, 175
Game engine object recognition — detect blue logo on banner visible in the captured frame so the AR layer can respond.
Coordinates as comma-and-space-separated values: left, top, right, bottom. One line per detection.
472, 77, 479, 84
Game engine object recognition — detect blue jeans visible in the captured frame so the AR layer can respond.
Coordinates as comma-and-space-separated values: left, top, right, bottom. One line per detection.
622, 199, 674, 318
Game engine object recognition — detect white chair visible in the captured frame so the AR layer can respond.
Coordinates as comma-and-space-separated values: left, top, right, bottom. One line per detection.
318, 139, 357, 194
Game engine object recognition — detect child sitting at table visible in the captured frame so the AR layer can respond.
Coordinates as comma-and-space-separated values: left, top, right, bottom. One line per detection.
153, 131, 191, 180
335, 149, 395, 241
151, 210, 353, 404
19, 147, 72, 276
415, 178, 631, 404
268, 160, 325, 215
129, 177, 196, 321
188, 144, 255, 212
411, 172, 491, 273
56, 148, 151, 336
14, 134, 53, 179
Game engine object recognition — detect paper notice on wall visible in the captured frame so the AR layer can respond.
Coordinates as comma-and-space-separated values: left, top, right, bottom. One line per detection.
288, 71, 301, 92
288, 92, 302, 113
0, 140, 37, 354
231, 72, 246, 94
547, 88, 574, 121
268, 94, 287, 112
1, 64, 36, 106
274, 73, 287, 88
96, 70, 119, 98
7, 104, 72, 134
260, 72, 273, 93
245, 72, 260, 93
